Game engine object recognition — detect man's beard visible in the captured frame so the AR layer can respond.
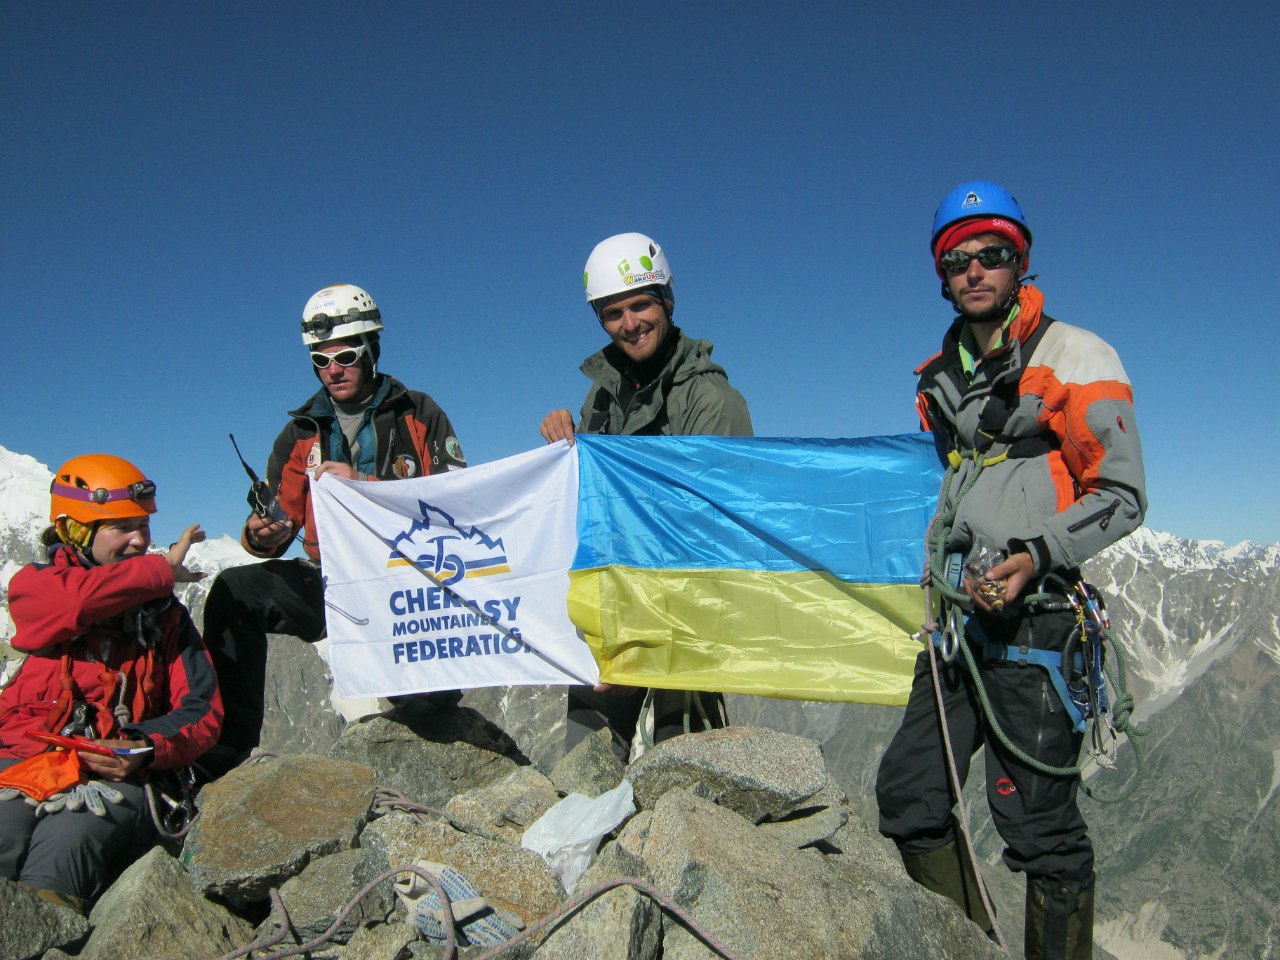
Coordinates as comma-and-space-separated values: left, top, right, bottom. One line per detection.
960, 301, 1011, 323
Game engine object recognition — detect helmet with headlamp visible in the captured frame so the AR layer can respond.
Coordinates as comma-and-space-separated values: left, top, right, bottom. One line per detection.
300, 284, 384, 346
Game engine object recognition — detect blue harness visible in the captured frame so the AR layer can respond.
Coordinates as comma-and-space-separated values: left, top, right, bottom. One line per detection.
931, 555, 1108, 734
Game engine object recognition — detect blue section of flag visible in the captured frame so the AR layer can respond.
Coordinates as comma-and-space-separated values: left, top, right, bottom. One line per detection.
573, 434, 942, 584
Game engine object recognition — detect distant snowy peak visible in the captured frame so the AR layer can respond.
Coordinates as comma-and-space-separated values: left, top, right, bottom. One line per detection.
0, 445, 53, 543
1103, 526, 1279, 576
187, 535, 254, 573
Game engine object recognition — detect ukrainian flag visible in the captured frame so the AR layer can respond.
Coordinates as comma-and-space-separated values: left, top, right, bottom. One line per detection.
566, 434, 942, 705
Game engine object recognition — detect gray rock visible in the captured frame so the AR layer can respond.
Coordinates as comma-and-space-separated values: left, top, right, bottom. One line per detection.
627, 726, 829, 822
445, 766, 561, 845
332, 918, 419, 959
330, 707, 525, 808
529, 882, 661, 960
252, 848, 394, 946
461, 684, 569, 774
361, 811, 565, 927
79, 847, 252, 960
550, 725, 626, 798
579, 810, 653, 890
184, 753, 376, 900
757, 805, 849, 849
260, 634, 348, 756
642, 788, 1002, 960
0, 878, 88, 960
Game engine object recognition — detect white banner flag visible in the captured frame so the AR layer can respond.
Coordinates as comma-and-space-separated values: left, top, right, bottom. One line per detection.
310, 441, 599, 698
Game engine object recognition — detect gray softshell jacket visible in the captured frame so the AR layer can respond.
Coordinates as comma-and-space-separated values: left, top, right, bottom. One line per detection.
915, 290, 1146, 574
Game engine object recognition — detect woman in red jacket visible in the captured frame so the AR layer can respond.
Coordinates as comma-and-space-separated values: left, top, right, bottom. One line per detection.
0, 454, 222, 913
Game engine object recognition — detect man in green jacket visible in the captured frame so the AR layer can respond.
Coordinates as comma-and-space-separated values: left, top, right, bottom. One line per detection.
540, 231, 752, 763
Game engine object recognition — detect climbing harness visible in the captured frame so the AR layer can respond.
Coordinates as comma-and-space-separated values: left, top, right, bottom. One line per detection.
914, 449, 1148, 949
923, 452, 1148, 799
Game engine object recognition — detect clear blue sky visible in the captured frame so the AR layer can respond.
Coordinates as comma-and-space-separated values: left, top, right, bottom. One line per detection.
5, 3, 1277, 549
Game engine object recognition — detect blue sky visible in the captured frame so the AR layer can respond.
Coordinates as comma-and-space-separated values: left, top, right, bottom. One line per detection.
5, 3, 1277, 549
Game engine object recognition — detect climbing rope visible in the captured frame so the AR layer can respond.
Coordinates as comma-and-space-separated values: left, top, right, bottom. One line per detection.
143, 769, 197, 841
924, 455, 1149, 799
213, 864, 743, 960
921, 583, 1008, 953
637, 688, 719, 752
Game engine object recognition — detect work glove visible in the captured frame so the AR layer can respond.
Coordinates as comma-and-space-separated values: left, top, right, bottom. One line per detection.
0, 787, 23, 802
34, 780, 125, 818
394, 860, 522, 947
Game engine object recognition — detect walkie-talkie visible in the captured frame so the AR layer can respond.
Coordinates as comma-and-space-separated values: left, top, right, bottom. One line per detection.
229, 434, 289, 524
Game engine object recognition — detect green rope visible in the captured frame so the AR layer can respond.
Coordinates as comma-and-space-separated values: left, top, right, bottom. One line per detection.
925, 455, 1149, 800
638, 689, 719, 753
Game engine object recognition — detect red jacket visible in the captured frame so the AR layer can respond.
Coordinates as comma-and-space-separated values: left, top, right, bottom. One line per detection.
0, 548, 223, 770
244, 374, 467, 561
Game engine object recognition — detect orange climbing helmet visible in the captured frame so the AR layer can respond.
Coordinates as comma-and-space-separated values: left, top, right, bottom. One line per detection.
49, 454, 157, 524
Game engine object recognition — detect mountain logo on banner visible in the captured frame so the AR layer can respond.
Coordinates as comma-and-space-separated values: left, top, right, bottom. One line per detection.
385, 500, 511, 585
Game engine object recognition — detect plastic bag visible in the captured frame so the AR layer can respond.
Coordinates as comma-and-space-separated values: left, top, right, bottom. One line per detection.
521, 779, 635, 893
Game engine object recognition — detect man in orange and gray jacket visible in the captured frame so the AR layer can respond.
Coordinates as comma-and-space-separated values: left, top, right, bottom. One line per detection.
200, 284, 466, 775
876, 182, 1146, 960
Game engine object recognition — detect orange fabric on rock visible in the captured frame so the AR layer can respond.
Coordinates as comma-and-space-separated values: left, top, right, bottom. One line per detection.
0, 749, 82, 800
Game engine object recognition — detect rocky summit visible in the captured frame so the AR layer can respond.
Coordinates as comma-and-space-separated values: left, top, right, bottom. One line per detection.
0, 711, 1006, 960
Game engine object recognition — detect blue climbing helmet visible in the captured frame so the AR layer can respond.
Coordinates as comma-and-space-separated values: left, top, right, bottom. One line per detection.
931, 181, 1033, 278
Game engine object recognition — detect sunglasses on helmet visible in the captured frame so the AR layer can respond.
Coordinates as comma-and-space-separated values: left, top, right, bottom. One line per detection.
52, 479, 157, 506
938, 244, 1020, 276
309, 343, 370, 369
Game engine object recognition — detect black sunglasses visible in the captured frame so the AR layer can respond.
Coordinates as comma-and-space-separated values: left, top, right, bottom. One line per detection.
939, 244, 1019, 276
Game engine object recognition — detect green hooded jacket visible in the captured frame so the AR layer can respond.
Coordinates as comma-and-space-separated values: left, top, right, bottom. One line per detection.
575, 331, 753, 437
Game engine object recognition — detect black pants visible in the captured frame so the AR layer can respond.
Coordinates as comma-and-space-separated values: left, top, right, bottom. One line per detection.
876, 606, 1093, 885
565, 686, 728, 765
201, 559, 326, 754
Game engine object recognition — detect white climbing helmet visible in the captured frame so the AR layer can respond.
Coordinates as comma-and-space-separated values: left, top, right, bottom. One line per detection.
583, 233, 674, 316
300, 284, 384, 345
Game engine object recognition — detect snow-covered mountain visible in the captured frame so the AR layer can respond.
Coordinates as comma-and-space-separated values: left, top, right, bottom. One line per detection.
1090, 525, 1280, 720
1107, 524, 1280, 577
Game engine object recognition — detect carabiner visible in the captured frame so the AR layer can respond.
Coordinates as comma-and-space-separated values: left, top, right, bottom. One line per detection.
1038, 571, 1075, 602
939, 606, 962, 663
1074, 583, 1106, 632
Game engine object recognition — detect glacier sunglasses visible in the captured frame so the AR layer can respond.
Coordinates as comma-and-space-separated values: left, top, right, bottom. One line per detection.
938, 244, 1020, 276
309, 343, 370, 369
